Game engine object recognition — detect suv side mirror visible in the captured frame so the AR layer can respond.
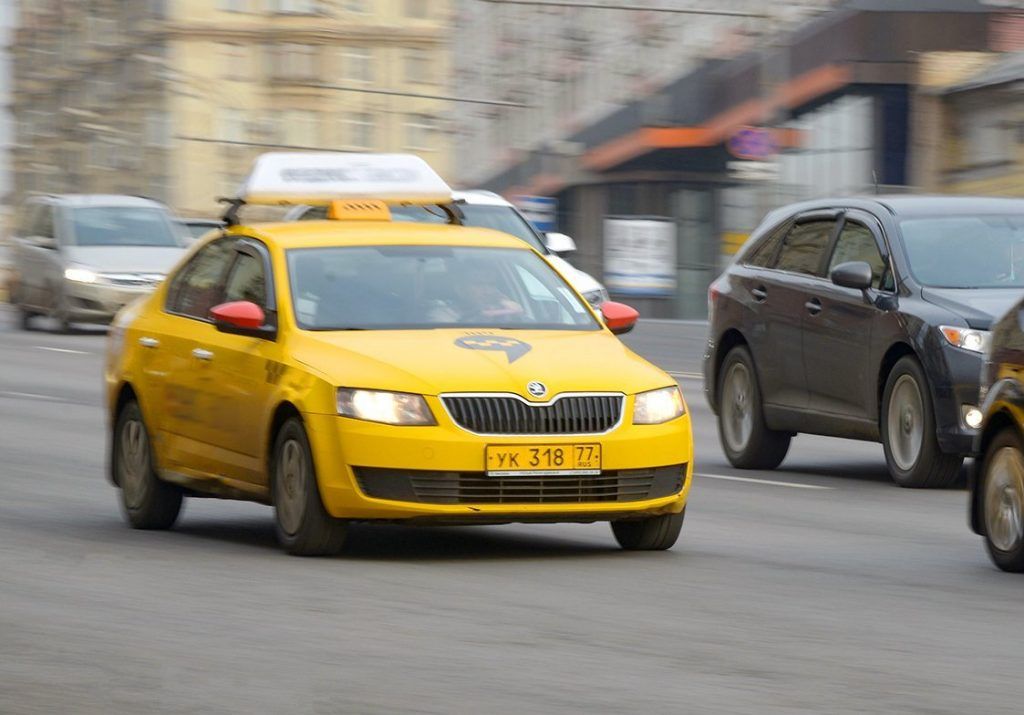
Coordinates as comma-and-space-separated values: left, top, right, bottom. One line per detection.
830, 261, 873, 291
544, 232, 577, 254
210, 301, 276, 340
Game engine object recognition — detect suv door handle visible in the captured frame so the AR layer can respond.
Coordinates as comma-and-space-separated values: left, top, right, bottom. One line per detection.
138, 337, 159, 349
751, 286, 768, 302
805, 298, 822, 315
192, 348, 214, 361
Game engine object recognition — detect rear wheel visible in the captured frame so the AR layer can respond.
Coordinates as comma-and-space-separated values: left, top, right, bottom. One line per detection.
880, 356, 962, 488
115, 400, 183, 529
272, 417, 348, 556
611, 510, 684, 551
981, 429, 1024, 572
717, 345, 790, 470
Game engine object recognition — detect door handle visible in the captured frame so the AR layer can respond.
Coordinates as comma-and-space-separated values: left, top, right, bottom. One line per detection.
751, 286, 768, 302
192, 348, 214, 361
138, 337, 160, 349
805, 298, 823, 316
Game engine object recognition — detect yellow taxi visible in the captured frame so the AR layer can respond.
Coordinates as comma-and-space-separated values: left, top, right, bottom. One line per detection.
105, 153, 693, 555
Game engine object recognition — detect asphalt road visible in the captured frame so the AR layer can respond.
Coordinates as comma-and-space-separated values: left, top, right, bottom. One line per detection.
2, 306, 1022, 714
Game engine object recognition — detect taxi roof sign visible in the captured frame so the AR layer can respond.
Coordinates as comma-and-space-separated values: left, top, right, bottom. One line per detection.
237, 152, 453, 206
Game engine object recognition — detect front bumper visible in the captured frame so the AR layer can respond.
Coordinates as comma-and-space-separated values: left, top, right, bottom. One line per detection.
304, 400, 693, 522
65, 281, 154, 322
925, 342, 984, 456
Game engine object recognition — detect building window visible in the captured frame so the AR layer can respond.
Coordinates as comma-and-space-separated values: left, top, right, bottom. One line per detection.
346, 112, 374, 150
404, 0, 428, 19
223, 44, 250, 80
218, 109, 247, 143
269, 0, 318, 14
405, 48, 430, 84
343, 0, 367, 12
405, 114, 435, 151
219, 0, 248, 10
964, 106, 1012, 166
343, 47, 373, 83
281, 110, 319, 147
144, 110, 172, 147
274, 44, 317, 80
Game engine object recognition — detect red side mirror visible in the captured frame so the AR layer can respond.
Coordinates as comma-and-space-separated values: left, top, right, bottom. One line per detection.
601, 301, 639, 335
210, 301, 265, 330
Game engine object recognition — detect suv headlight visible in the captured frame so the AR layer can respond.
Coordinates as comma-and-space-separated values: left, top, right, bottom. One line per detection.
64, 266, 98, 283
939, 326, 990, 354
633, 386, 686, 424
336, 388, 436, 426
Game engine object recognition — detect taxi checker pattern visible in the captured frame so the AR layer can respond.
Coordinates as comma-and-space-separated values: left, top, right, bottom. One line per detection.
105, 152, 693, 556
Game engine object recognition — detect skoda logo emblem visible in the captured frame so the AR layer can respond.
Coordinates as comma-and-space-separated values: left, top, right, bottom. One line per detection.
526, 381, 547, 399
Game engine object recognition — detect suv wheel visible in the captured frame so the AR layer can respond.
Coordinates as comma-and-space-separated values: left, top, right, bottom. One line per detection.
980, 428, 1024, 572
880, 356, 962, 488
717, 345, 790, 470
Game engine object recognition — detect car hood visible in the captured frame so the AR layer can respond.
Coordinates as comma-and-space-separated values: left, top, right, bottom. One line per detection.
293, 328, 673, 397
547, 254, 603, 295
63, 246, 185, 274
921, 287, 1024, 330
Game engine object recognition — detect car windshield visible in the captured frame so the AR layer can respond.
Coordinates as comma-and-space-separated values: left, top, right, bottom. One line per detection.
70, 206, 182, 247
900, 215, 1024, 288
287, 245, 597, 331
298, 203, 547, 252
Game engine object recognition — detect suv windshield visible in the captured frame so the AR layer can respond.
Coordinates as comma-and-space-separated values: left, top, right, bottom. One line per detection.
297, 203, 547, 252
70, 206, 182, 248
900, 215, 1024, 289
288, 245, 596, 331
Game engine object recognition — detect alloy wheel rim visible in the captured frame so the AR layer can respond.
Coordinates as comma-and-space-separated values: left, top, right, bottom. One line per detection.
985, 446, 1024, 553
722, 362, 754, 453
887, 375, 924, 471
119, 418, 150, 509
276, 439, 307, 536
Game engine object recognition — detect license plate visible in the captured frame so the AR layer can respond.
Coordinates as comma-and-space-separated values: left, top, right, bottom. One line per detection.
485, 444, 602, 476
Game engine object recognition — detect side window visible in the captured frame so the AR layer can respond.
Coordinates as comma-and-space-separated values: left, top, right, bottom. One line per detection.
828, 221, 891, 291
745, 221, 789, 268
223, 251, 268, 307
16, 204, 39, 236
774, 220, 835, 276
167, 238, 237, 319
32, 206, 55, 240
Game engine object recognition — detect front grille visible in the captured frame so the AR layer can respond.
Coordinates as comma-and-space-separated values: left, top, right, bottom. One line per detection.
103, 273, 163, 288
442, 394, 623, 435
355, 464, 686, 505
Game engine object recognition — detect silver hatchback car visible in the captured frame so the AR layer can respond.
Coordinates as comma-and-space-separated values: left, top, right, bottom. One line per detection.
9, 195, 186, 331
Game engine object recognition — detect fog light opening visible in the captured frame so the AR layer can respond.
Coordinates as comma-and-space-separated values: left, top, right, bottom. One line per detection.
963, 405, 983, 430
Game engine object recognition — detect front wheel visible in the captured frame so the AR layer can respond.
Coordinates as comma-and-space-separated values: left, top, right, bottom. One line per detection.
980, 429, 1024, 572
272, 417, 348, 556
115, 400, 183, 529
717, 345, 791, 470
880, 356, 962, 488
611, 510, 684, 551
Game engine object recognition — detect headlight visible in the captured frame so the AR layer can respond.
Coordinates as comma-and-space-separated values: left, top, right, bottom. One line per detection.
336, 388, 436, 426
64, 267, 98, 283
939, 326, 990, 354
583, 288, 609, 308
633, 386, 686, 424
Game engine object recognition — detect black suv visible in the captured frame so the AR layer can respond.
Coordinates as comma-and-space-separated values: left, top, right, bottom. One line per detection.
970, 295, 1024, 570
704, 197, 1024, 488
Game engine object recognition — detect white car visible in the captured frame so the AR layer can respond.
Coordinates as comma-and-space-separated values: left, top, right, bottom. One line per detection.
284, 190, 609, 307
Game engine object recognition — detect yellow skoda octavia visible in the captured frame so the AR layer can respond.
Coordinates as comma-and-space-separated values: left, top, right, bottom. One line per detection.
105, 153, 693, 555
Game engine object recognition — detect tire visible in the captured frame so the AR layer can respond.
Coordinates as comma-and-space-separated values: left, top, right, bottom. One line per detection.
17, 304, 35, 331
979, 429, 1024, 572
716, 345, 791, 470
611, 509, 685, 551
272, 417, 348, 556
880, 356, 962, 488
114, 400, 183, 530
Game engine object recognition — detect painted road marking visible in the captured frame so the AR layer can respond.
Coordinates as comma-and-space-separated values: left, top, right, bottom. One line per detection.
696, 472, 834, 490
35, 346, 91, 355
0, 391, 64, 402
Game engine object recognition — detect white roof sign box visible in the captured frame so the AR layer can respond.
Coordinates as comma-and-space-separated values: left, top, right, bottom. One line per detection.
238, 152, 453, 205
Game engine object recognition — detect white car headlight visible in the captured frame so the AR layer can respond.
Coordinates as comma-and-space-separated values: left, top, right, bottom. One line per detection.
633, 386, 686, 425
583, 288, 609, 308
939, 326, 990, 354
64, 267, 98, 284
336, 388, 436, 426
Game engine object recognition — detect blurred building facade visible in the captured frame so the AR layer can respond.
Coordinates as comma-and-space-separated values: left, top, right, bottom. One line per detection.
11, 0, 453, 216
464, 0, 1019, 320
